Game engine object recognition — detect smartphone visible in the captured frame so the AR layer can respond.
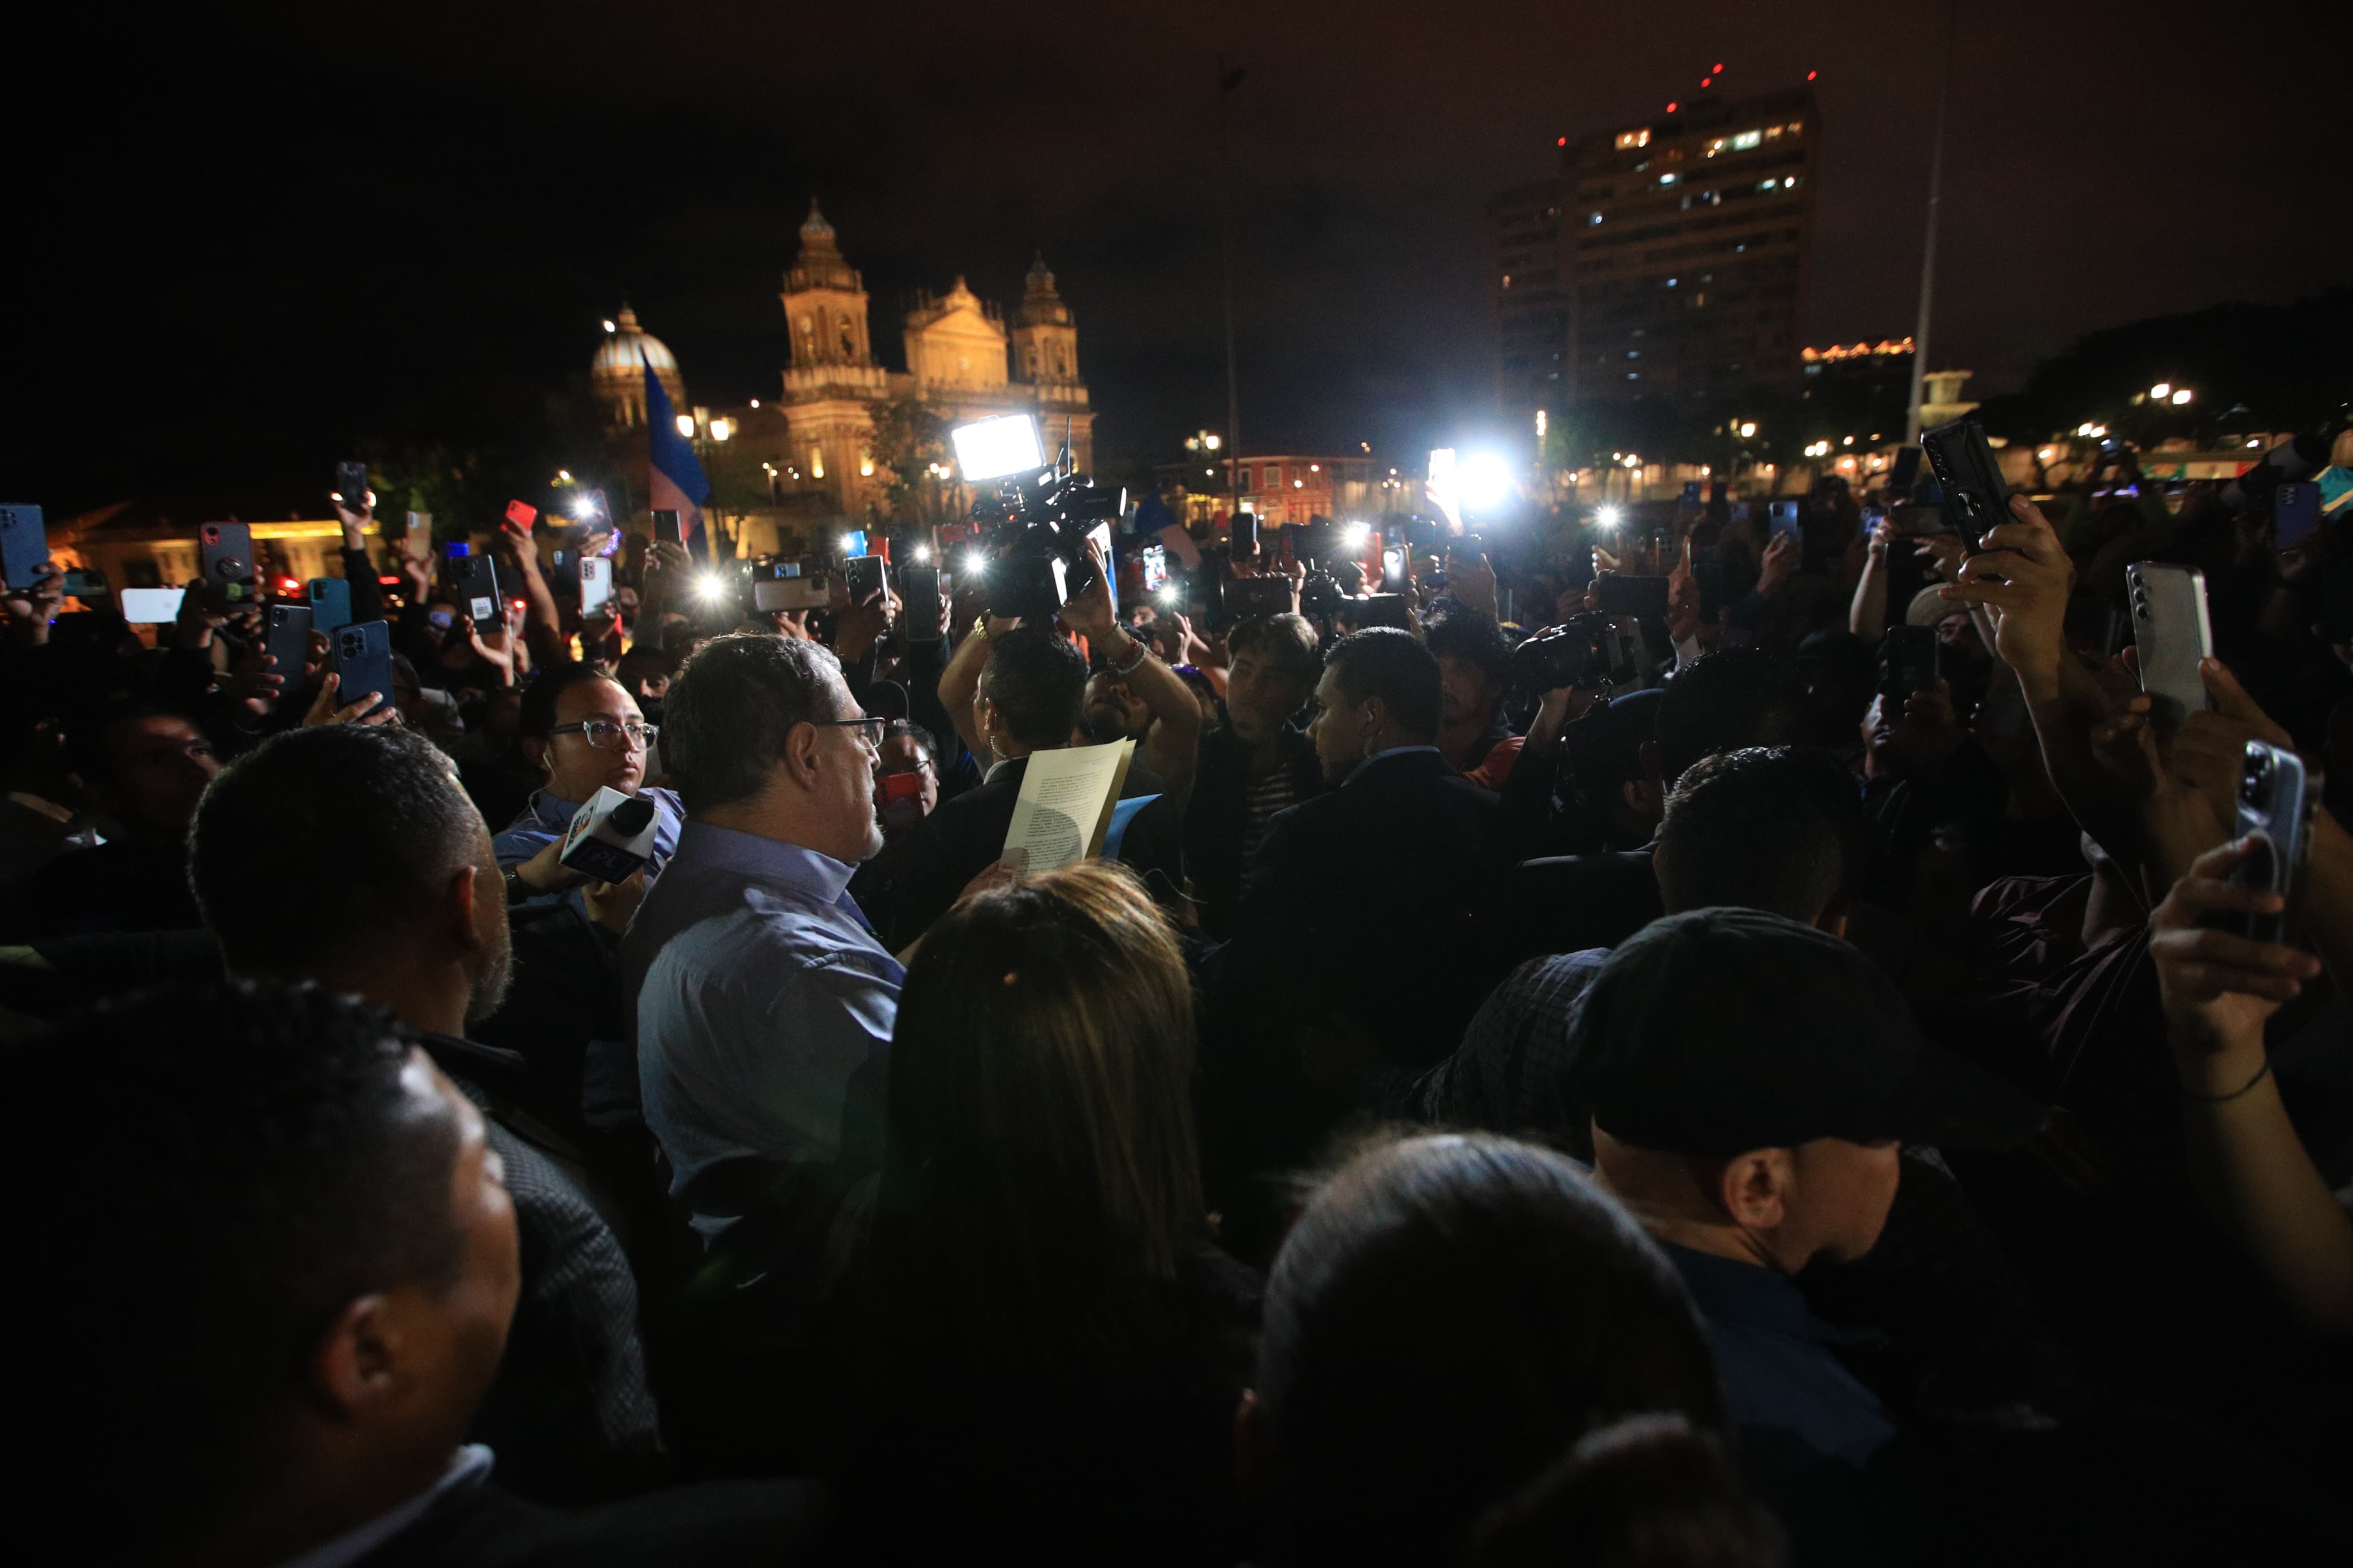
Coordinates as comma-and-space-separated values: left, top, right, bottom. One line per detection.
306, 577, 352, 633
1348, 592, 1413, 630
1224, 576, 1293, 620
839, 528, 869, 559
878, 768, 927, 831
900, 563, 942, 642
1229, 511, 1260, 558
1880, 624, 1941, 700
652, 510, 683, 547
1381, 545, 1409, 593
2276, 483, 2321, 550
1595, 574, 1671, 620
0, 502, 48, 591
1860, 504, 1888, 537
2126, 563, 2213, 741
200, 521, 258, 611
446, 552, 503, 634
334, 461, 369, 510
403, 511, 434, 562
1920, 418, 2009, 548
61, 568, 108, 598
504, 499, 537, 532
1085, 521, 1118, 615
119, 586, 186, 624
754, 574, 832, 612
1141, 545, 1169, 594
579, 557, 612, 617
1890, 445, 1924, 495
264, 602, 314, 688
843, 554, 890, 603
2230, 740, 2310, 944
1769, 500, 1803, 542
331, 619, 396, 719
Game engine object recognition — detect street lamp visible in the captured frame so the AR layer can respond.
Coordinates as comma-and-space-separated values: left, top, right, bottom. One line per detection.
1738, 421, 1758, 439
2149, 383, 2171, 402
2170, 388, 2192, 407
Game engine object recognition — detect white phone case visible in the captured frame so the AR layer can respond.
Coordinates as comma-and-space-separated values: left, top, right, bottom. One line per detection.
2127, 563, 2213, 741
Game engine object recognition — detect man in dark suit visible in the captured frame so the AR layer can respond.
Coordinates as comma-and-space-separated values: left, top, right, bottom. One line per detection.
10, 982, 817, 1567
850, 591, 1196, 951
1198, 629, 1505, 1225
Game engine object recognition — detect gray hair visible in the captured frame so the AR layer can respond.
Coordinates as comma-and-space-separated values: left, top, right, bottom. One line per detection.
662, 633, 844, 811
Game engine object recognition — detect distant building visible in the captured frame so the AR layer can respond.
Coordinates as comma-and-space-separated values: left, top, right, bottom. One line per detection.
588, 202, 1096, 534
1154, 454, 1418, 529
1488, 81, 1821, 422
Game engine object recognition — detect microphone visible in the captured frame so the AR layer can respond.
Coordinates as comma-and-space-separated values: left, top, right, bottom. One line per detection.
559, 787, 661, 883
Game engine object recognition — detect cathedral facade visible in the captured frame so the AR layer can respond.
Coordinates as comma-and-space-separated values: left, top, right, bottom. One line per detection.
593, 202, 1094, 534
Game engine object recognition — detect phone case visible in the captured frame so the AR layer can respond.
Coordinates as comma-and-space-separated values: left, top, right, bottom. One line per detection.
900, 566, 942, 641
335, 462, 368, 507
200, 522, 258, 611
265, 603, 314, 689
1595, 574, 1671, 620
843, 555, 890, 604
331, 620, 395, 719
447, 556, 503, 632
307, 577, 352, 633
1919, 418, 2009, 547
1881, 625, 1941, 699
2126, 563, 2213, 741
579, 558, 612, 616
2231, 741, 2309, 944
1, 503, 49, 590
652, 510, 683, 545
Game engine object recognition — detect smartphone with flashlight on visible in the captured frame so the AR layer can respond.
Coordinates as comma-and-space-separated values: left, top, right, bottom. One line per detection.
1381, 545, 1409, 593
1141, 546, 1168, 594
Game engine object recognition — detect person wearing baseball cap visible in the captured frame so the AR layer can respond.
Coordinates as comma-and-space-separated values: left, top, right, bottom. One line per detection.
1572, 905, 2046, 1471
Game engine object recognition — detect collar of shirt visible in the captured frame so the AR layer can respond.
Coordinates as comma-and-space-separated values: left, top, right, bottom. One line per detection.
1344, 743, 1442, 788
982, 754, 1027, 787
527, 789, 584, 832
274, 1445, 493, 1568
666, 818, 859, 905
1662, 1240, 1827, 1340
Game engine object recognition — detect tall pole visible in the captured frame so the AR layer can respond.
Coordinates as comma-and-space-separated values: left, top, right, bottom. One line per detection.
1906, 0, 1958, 443
1217, 58, 1246, 521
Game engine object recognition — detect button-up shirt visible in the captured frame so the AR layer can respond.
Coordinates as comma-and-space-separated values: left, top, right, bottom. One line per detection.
621, 820, 903, 1249
1660, 1239, 1898, 1466
493, 785, 686, 872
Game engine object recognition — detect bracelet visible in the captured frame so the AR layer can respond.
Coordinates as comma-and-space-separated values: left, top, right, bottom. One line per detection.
1110, 636, 1153, 677
2179, 1055, 2272, 1104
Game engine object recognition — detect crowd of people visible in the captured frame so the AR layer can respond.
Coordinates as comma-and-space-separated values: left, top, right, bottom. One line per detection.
5, 429, 2353, 1565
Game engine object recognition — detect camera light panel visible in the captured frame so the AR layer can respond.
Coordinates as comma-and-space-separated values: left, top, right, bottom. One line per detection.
952, 414, 1045, 482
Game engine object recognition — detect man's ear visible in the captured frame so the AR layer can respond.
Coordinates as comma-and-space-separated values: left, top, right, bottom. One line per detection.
1638, 738, 1664, 789
309, 1293, 405, 1420
1716, 1149, 1791, 1233
1622, 776, 1662, 820
782, 719, 824, 791
519, 737, 550, 775
444, 862, 488, 958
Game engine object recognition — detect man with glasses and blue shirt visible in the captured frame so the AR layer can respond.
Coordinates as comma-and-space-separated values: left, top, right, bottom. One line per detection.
620, 633, 904, 1312
494, 665, 684, 907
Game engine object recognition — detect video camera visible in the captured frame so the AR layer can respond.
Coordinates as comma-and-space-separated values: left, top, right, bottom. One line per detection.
1510, 613, 1635, 693
951, 413, 1124, 623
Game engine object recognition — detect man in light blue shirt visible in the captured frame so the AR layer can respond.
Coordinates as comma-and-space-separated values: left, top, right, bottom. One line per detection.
620, 634, 900, 1294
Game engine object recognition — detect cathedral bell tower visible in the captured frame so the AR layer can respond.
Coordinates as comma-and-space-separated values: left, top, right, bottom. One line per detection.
1010, 253, 1079, 385
782, 201, 879, 374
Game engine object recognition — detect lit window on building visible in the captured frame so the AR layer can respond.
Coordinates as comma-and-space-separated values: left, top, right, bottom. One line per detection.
1705, 138, 1726, 157
1501, 273, 1512, 289
1614, 128, 1651, 149
1658, 172, 1677, 185
1786, 121, 1803, 135
1732, 129, 1762, 150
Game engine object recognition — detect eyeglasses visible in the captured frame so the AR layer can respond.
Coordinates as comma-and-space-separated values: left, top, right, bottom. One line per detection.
550, 719, 658, 751
814, 715, 889, 748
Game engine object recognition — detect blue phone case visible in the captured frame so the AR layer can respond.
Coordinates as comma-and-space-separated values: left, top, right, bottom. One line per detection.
331, 620, 395, 719
1, 503, 50, 591
307, 577, 353, 632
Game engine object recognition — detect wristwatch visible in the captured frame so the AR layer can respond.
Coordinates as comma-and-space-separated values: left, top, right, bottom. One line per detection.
502, 865, 531, 904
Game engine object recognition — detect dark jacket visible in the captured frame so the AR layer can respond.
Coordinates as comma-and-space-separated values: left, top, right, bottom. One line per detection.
417, 1032, 662, 1504
1488, 845, 1664, 970
1182, 720, 1325, 941
355, 1474, 821, 1566
848, 751, 1184, 952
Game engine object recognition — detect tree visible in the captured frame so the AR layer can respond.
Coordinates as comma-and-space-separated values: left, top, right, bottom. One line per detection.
864, 400, 956, 528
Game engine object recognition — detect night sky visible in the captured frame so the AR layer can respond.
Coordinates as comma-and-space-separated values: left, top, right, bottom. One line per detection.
12, 1, 2348, 511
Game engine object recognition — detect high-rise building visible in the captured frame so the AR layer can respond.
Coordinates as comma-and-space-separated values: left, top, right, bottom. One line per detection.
1488, 81, 1820, 421
1488, 179, 1566, 429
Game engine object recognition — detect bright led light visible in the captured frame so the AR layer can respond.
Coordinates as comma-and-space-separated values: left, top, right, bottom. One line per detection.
2149, 383, 2171, 402
571, 493, 601, 519
839, 533, 859, 554
1157, 588, 1180, 604
950, 413, 1045, 481
1456, 452, 1514, 512
963, 551, 988, 575
1204, 433, 1221, 450
1738, 421, 1758, 438
694, 574, 729, 602
602, 319, 617, 332
1597, 505, 1623, 528
2170, 388, 2192, 406
912, 546, 932, 563
710, 418, 731, 441
675, 414, 697, 438
1342, 521, 1370, 548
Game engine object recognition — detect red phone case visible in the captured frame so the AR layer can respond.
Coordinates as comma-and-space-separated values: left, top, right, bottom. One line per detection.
505, 500, 537, 530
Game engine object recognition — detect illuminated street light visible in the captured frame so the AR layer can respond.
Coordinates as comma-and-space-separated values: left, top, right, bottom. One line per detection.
1738, 422, 1758, 438
675, 414, 696, 438
2149, 383, 2171, 402
710, 418, 732, 441
602, 319, 616, 332
2170, 388, 2192, 407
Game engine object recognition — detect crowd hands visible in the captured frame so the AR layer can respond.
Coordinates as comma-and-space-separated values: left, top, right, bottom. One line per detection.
5, 434, 2353, 1567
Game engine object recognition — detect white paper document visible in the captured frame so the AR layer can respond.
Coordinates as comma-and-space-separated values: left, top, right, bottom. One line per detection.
1000, 739, 1136, 874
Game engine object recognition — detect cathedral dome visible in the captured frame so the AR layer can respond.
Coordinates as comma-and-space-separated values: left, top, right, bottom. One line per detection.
592, 305, 684, 428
